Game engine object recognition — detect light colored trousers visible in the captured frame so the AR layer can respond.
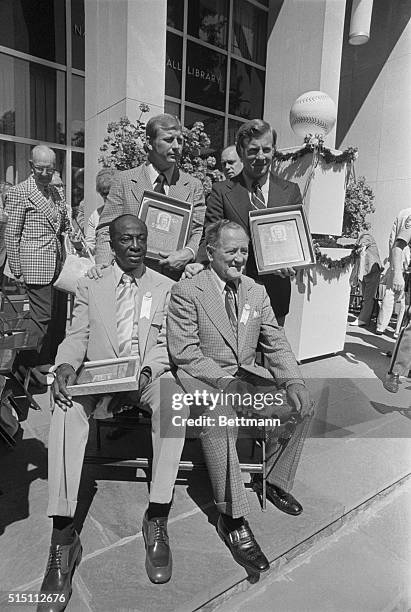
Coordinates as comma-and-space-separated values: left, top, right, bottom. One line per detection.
199, 401, 311, 519
377, 288, 406, 333
47, 372, 187, 517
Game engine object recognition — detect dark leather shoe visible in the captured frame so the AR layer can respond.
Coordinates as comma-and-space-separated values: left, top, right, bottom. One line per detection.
142, 512, 172, 584
383, 372, 400, 393
217, 516, 269, 574
37, 533, 82, 612
252, 476, 303, 516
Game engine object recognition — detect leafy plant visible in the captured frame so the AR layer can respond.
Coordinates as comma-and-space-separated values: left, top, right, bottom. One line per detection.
342, 175, 375, 238
98, 104, 224, 194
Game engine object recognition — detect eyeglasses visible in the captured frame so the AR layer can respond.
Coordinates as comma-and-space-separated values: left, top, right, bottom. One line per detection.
31, 164, 55, 175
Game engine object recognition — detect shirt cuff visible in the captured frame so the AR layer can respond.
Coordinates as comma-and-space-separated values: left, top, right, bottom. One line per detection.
285, 379, 306, 389
184, 246, 195, 261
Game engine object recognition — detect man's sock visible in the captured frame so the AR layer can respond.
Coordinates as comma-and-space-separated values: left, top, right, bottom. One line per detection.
147, 501, 171, 520
51, 516, 75, 545
221, 513, 244, 531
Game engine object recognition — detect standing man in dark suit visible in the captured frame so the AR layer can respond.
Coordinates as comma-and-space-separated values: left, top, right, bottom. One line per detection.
5, 145, 71, 368
190, 119, 303, 325
168, 220, 313, 577
94, 113, 205, 277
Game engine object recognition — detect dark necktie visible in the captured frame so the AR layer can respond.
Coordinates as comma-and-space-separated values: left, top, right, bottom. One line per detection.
224, 281, 238, 331
154, 173, 166, 194
43, 186, 58, 223
251, 181, 266, 210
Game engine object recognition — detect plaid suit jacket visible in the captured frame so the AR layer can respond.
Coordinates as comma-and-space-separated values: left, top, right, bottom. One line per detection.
5, 175, 71, 284
95, 162, 205, 264
167, 268, 303, 391
0, 206, 7, 267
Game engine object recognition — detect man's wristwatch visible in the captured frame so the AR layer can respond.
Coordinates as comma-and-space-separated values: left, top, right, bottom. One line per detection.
140, 366, 152, 384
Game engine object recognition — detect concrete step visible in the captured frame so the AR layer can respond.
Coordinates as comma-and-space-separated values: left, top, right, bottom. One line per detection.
211, 477, 411, 612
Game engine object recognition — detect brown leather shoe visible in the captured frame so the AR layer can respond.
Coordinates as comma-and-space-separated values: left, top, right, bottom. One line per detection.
217, 516, 269, 574
37, 533, 82, 612
252, 476, 303, 516
142, 512, 172, 584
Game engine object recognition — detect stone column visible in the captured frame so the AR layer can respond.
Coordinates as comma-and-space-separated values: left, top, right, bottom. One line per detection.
84, 0, 167, 221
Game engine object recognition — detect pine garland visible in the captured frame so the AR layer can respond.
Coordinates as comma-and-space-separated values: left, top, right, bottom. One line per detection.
274, 136, 358, 165
314, 243, 362, 270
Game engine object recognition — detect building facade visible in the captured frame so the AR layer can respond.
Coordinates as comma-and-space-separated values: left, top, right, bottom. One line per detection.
0, 0, 409, 257
0, 0, 85, 214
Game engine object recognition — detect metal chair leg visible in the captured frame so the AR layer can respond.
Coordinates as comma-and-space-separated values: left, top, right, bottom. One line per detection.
262, 436, 267, 512
96, 420, 101, 451
11, 371, 41, 411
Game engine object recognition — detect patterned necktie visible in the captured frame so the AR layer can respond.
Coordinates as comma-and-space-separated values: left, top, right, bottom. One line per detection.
224, 281, 238, 331
43, 186, 59, 223
251, 181, 266, 209
154, 173, 166, 194
116, 273, 136, 356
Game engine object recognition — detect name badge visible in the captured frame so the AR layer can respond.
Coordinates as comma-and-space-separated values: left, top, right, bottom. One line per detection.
140, 292, 152, 319
239, 303, 250, 325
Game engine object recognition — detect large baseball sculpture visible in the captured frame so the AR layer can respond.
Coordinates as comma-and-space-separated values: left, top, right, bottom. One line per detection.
289, 91, 337, 140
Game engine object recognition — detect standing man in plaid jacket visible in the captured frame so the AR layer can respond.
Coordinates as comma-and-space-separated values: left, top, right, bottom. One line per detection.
94, 113, 205, 279
5, 145, 71, 368
167, 219, 313, 577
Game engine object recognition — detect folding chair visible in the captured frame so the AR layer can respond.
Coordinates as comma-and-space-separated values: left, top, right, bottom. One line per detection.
0, 374, 18, 448
0, 321, 42, 411
85, 406, 268, 510
0, 291, 30, 316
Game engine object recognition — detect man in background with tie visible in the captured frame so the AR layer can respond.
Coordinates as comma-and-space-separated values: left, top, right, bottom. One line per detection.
191, 119, 303, 325
5, 145, 71, 368
38, 215, 188, 610
94, 113, 205, 278
168, 220, 312, 577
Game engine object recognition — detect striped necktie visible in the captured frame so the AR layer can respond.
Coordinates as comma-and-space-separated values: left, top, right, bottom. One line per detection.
154, 173, 166, 194
224, 281, 238, 332
116, 273, 136, 356
251, 181, 266, 209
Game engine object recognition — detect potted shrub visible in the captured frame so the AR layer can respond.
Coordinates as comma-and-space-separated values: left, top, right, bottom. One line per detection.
99, 104, 224, 194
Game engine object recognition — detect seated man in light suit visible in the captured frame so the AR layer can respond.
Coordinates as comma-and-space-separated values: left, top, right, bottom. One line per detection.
167, 220, 313, 577
38, 215, 187, 612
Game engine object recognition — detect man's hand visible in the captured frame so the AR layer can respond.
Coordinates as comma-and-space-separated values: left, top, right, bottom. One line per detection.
158, 248, 193, 271
286, 383, 313, 418
14, 274, 25, 289
69, 234, 84, 254
392, 273, 405, 296
51, 363, 77, 409
272, 267, 296, 279
86, 262, 110, 280
183, 262, 204, 279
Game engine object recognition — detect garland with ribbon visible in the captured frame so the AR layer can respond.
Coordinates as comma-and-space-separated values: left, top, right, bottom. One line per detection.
274, 136, 358, 164
274, 135, 358, 205
314, 243, 362, 270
